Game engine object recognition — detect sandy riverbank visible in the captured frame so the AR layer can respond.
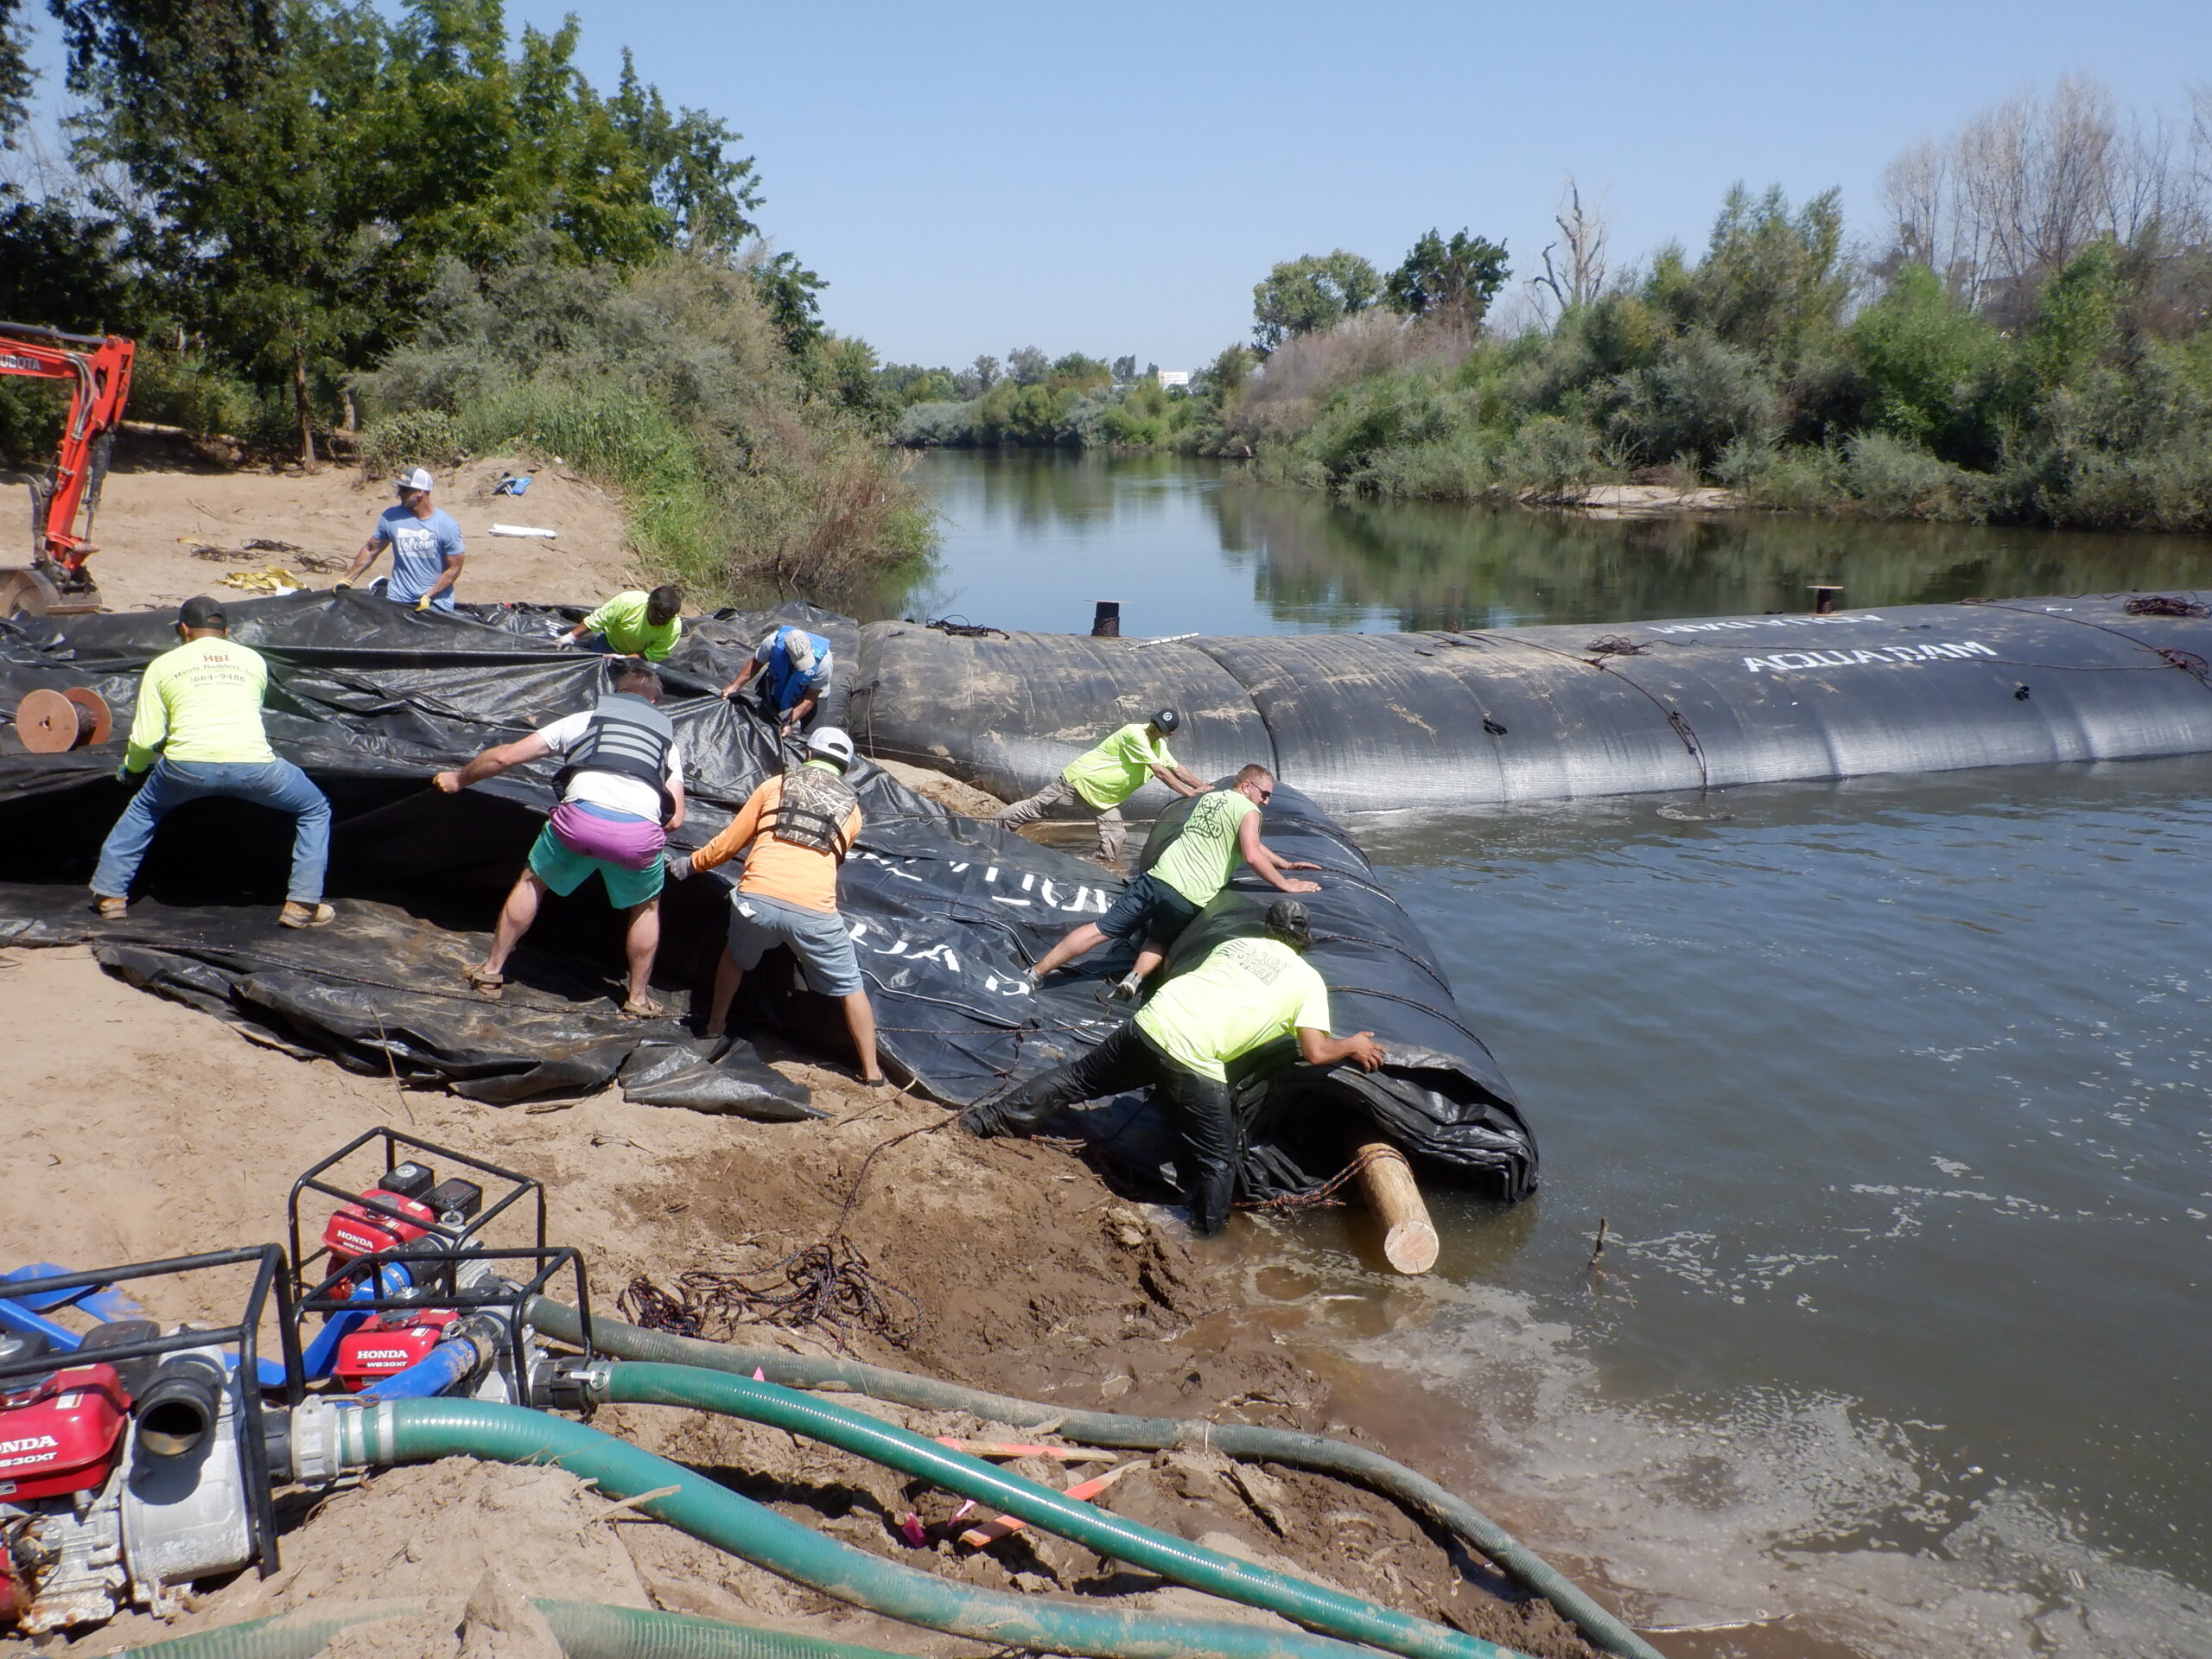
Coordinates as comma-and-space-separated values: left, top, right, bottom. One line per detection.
0, 460, 1606, 1659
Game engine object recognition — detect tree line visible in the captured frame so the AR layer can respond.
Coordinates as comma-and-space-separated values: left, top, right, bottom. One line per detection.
0, 0, 925, 595
896, 78, 2212, 533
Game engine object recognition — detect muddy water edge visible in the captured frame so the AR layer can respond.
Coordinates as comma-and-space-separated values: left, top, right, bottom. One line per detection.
893, 451, 2212, 1659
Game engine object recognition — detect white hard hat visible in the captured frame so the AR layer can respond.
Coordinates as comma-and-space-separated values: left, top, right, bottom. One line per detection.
807, 726, 855, 769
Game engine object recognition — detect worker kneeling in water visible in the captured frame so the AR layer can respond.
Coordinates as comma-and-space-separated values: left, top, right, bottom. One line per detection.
92, 595, 335, 929
435, 660, 685, 1016
963, 899, 1382, 1234
668, 727, 887, 1086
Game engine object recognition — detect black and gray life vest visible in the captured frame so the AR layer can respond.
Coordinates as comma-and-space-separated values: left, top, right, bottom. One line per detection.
555, 692, 677, 819
765, 762, 858, 860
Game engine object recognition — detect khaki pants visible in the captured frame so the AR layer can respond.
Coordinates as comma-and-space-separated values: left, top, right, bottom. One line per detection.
994, 775, 1124, 861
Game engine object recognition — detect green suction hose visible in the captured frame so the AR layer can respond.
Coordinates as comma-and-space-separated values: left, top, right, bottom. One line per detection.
599, 1360, 1507, 1659
531, 1297, 1662, 1659
118, 1598, 944, 1657
337, 1395, 1423, 1659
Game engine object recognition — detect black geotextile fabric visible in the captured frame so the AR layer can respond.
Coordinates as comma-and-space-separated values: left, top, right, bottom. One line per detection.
0, 591, 1537, 1205
855, 594, 2212, 813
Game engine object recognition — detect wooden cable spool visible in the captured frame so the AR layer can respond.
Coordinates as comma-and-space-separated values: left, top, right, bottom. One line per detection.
15, 686, 113, 753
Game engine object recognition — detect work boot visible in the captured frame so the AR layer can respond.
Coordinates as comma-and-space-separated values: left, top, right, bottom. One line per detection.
93, 894, 127, 920
959, 1096, 1043, 1139
279, 901, 337, 929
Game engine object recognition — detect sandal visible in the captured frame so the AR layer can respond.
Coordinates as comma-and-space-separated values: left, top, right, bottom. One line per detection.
620, 995, 666, 1020
466, 967, 505, 1001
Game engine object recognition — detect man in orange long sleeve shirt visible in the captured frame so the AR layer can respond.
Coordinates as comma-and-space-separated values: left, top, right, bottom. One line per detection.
668, 726, 885, 1084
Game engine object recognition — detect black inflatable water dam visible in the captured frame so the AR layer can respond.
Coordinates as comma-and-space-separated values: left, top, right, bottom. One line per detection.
854, 594, 2212, 813
0, 594, 1536, 1209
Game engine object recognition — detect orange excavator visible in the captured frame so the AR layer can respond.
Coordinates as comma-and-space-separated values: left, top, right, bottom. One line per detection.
0, 321, 135, 616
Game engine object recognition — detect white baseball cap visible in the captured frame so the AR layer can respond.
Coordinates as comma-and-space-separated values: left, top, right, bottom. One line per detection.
785, 631, 817, 670
396, 467, 435, 493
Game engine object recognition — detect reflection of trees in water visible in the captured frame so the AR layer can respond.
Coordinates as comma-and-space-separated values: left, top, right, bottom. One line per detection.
925, 450, 1228, 536
1211, 485, 2212, 628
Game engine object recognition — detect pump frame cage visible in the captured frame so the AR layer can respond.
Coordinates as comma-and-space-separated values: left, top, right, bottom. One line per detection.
0, 1245, 302, 1579
284, 1126, 548, 1297
295, 1243, 595, 1411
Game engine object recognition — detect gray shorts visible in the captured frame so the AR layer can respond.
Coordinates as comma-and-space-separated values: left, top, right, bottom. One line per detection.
728, 892, 865, 998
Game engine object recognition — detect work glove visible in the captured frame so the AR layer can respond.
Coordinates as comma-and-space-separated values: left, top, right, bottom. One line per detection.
414, 594, 434, 613
556, 633, 578, 648
664, 854, 693, 881
332, 581, 352, 593
114, 763, 146, 790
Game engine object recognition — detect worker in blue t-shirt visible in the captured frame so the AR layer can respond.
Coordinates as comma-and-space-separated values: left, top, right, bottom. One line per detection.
721, 624, 834, 734
335, 467, 467, 612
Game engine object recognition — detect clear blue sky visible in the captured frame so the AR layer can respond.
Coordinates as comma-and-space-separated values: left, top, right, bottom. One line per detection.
21, 1, 2212, 368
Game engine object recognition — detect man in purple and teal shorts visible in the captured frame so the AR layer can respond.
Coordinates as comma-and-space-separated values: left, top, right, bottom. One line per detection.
435, 661, 685, 1016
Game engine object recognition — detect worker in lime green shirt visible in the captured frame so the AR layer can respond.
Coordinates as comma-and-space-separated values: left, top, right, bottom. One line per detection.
963, 899, 1382, 1234
1027, 762, 1321, 993
995, 709, 1204, 862
557, 584, 684, 661
90, 595, 335, 929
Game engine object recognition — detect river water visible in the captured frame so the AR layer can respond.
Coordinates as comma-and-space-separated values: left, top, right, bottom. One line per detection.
893, 451, 2212, 1658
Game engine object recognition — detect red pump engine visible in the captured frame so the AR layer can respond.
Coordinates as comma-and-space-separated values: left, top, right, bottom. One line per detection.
0, 1356, 130, 1503
331, 1307, 460, 1391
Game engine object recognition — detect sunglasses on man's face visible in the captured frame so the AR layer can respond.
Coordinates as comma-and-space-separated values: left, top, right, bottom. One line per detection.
1255, 787, 1273, 803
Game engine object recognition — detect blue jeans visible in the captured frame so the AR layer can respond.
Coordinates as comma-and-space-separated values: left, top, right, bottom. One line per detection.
92, 759, 332, 904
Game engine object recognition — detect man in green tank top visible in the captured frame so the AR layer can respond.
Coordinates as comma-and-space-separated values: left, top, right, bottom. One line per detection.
1026, 764, 1321, 993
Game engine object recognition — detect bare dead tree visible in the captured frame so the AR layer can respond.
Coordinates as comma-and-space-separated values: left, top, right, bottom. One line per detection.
1532, 176, 1609, 323
1880, 76, 2212, 313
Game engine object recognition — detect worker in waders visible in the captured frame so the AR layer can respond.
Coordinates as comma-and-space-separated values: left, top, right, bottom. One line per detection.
434, 660, 685, 1017
1027, 763, 1321, 998
720, 623, 832, 734
994, 709, 1205, 864
963, 900, 1382, 1234
556, 583, 684, 661
91, 595, 336, 928
667, 727, 886, 1085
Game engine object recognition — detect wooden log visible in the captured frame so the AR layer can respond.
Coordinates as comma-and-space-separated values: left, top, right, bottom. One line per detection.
1356, 1141, 1440, 1274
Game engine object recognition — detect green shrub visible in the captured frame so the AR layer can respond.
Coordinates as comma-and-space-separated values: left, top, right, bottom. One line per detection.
1498, 415, 1607, 497
359, 251, 932, 601
359, 409, 470, 476
1840, 433, 1981, 518
126, 349, 263, 440
1608, 331, 1780, 469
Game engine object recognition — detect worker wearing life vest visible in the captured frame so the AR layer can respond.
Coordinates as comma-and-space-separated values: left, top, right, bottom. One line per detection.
669, 727, 885, 1085
1027, 764, 1322, 997
963, 900, 1382, 1234
434, 660, 686, 1016
91, 595, 335, 929
720, 624, 833, 734
994, 709, 1205, 863
557, 584, 684, 661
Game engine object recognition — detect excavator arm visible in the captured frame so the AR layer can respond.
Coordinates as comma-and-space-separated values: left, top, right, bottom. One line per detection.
0, 321, 136, 616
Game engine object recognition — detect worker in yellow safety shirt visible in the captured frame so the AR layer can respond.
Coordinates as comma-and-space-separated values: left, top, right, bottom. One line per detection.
556, 584, 684, 661
961, 899, 1382, 1234
90, 595, 335, 928
994, 709, 1205, 862
1025, 762, 1321, 998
